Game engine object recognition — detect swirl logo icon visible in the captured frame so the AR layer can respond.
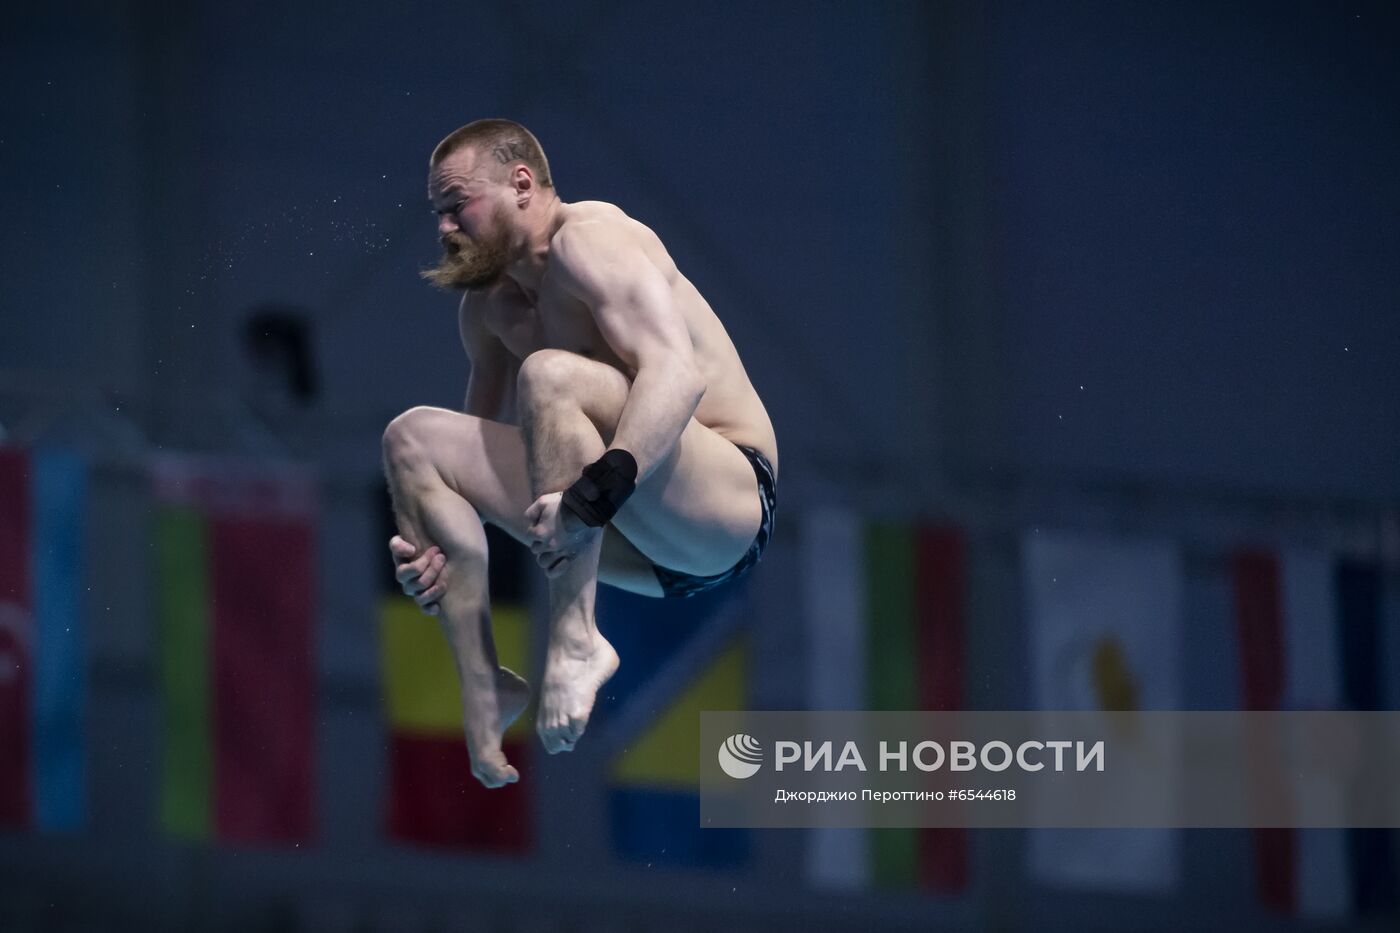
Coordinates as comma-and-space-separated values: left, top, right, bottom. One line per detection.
717, 733, 763, 779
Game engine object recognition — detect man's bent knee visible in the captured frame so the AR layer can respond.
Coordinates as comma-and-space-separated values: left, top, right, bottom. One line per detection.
516, 349, 589, 410
383, 406, 450, 475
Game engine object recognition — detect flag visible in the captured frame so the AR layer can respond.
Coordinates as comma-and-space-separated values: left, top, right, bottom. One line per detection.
0, 447, 86, 832
1231, 549, 1397, 919
154, 457, 316, 844
802, 509, 970, 892
379, 506, 532, 853
602, 581, 751, 869
1023, 531, 1182, 893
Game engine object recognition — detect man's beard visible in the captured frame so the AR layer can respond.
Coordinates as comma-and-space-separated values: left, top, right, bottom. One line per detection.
421, 210, 513, 291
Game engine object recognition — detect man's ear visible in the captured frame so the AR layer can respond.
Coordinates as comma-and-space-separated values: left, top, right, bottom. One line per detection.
513, 165, 534, 207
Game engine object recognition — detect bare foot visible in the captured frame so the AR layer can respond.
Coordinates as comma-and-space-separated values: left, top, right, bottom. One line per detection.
537, 632, 619, 755
462, 666, 533, 788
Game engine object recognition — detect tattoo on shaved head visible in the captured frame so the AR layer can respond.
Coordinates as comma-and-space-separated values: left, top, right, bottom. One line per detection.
490, 141, 530, 164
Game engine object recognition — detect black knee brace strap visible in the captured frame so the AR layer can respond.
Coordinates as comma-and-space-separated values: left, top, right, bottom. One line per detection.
561, 449, 638, 527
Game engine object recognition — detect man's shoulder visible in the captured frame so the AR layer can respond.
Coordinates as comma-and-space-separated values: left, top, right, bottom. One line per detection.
551, 202, 632, 252
550, 202, 657, 289
456, 286, 493, 320
456, 290, 485, 344
456, 286, 513, 345
558, 199, 630, 225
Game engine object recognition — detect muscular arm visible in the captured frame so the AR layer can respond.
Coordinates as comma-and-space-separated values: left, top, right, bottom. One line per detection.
458, 295, 519, 423
552, 223, 705, 483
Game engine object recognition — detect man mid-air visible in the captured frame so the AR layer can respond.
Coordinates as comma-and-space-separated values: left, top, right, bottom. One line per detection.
382, 119, 778, 788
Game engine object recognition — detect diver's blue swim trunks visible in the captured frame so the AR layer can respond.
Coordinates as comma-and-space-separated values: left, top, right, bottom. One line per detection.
650, 444, 777, 599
